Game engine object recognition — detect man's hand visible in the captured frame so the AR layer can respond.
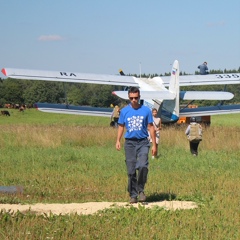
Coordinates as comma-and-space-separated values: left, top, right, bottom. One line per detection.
116, 141, 121, 151
151, 145, 157, 156
116, 124, 124, 151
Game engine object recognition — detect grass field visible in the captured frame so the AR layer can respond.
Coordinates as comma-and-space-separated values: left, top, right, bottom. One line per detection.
0, 109, 239, 239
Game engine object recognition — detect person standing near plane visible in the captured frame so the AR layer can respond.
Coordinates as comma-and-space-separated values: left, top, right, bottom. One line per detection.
148, 108, 161, 159
185, 117, 203, 156
198, 62, 209, 75
116, 87, 156, 204
111, 105, 120, 127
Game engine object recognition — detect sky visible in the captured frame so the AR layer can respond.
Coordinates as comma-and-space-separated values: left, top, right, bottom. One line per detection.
0, 0, 240, 77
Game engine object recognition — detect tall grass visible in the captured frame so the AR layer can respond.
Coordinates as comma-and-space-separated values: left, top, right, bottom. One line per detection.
0, 109, 239, 239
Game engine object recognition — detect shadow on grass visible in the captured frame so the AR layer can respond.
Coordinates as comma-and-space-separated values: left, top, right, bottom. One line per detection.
146, 192, 177, 202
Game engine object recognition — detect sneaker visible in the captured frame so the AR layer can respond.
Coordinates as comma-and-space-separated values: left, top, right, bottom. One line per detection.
129, 197, 138, 204
139, 192, 146, 202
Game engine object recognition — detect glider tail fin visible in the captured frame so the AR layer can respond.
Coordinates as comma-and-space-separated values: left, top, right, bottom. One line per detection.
160, 60, 180, 122
169, 60, 180, 118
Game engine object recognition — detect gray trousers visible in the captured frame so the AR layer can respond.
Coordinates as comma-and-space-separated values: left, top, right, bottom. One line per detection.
124, 138, 150, 198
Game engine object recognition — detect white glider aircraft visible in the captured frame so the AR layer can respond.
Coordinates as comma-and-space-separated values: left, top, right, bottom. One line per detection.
1, 60, 240, 124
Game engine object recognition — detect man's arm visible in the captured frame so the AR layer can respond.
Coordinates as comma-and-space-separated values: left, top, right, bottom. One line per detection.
185, 125, 190, 135
116, 124, 124, 151
111, 110, 114, 121
198, 124, 203, 135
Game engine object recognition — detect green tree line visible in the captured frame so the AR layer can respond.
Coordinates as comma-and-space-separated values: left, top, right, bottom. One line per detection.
0, 67, 239, 108
0, 79, 123, 108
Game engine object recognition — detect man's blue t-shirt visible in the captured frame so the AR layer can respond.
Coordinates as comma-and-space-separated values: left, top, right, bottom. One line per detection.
118, 104, 153, 139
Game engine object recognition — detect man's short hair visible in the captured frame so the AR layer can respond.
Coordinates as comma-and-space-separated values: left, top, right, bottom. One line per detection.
128, 87, 140, 95
204, 62, 207, 64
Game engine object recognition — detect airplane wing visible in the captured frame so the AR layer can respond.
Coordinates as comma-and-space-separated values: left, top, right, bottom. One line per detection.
180, 91, 234, 100
2, 68, 239, 87
34, 103, 113, 117
179, 104, 240, 117
34, 102, 240, 122
112, 90, 175, 100
161, 73, 240, 86
113, 90, 233, 100
1, 68, 138, 87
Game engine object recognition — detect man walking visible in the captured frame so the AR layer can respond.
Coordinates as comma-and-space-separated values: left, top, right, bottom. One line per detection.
185, 117, 203, 156
116, 87, 156, 203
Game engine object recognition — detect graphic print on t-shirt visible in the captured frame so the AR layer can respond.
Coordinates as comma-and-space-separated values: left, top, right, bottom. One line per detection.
127, 115, 144, 132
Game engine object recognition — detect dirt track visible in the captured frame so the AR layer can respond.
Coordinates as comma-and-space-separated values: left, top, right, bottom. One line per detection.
0, 201, 197, 215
